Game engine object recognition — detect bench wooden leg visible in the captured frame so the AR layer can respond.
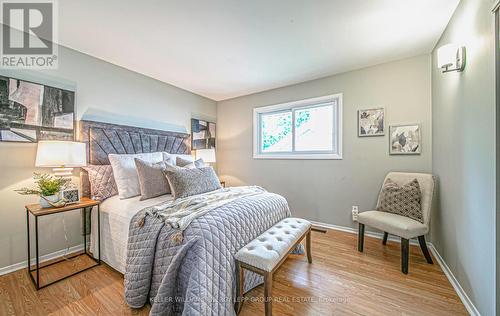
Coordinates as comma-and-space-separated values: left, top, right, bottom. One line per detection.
235, 261, 244, 314
306, 229, 312, 263
264, 271, 273, 316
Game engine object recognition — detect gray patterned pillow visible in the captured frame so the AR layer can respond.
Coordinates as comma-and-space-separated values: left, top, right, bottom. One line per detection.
163, 166, 221, 199
83, 165, 118, 201
377, 178, 423, 223
135, 159, 171, 200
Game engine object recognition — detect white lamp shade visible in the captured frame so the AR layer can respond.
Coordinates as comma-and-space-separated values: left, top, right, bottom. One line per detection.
437, 44, 457, 68
195, 148, 216, 163
35, 141, 87, 167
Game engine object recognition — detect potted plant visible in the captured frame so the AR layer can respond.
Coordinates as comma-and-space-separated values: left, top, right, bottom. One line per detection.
16, 173, 71, 208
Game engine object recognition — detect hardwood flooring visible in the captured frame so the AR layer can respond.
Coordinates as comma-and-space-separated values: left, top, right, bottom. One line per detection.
0, 229, 467, 315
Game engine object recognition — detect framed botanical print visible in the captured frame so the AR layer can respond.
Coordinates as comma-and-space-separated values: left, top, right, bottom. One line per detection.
358, 108, 384, 137
389, 124, 421, 155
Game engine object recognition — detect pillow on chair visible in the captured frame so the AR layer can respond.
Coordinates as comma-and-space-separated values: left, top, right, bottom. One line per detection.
376, 178, 423, 223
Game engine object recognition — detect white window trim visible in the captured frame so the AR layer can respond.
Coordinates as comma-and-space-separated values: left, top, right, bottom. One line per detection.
253, 93, 343, 160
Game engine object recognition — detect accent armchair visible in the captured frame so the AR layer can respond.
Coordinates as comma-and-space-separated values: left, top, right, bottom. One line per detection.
357, 172, 435, 274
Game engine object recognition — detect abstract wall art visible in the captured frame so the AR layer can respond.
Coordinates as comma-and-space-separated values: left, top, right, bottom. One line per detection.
191, 118, 215, 150
0, 76, 75, 142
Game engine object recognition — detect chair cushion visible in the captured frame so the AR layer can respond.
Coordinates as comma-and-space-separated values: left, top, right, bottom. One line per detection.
235, 218, 311, 272
357, 210, 428, 239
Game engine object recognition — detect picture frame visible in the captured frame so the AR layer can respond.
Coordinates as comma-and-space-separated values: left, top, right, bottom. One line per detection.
389, 124, 421, 155
191, 118, 216, 150
0, 76, 75, 143
358, 108, 384, 137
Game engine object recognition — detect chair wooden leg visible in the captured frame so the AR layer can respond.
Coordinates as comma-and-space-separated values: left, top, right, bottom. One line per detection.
401, 238, 409, 274
264, 272, 273, 316
357, 223, 365, 252
306, 229, 312, 263
382, 232, 388, 245
235, 262, 244, 314
418, 235, 433, 264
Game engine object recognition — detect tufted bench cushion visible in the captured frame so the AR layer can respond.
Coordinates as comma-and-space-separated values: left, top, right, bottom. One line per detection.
235, 217, 312, 272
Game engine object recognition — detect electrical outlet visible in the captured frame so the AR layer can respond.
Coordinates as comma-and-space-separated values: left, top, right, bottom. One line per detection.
352, 206, 359, 221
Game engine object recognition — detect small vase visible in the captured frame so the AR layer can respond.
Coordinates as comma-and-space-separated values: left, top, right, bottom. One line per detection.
39, 194, 60, 208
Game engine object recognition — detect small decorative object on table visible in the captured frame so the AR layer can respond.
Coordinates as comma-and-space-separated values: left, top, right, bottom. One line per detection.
16, 173, 70, 208
62, 188, 80, 204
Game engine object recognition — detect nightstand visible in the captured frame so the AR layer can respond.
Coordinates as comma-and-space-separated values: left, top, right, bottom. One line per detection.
25, 197, 101, 290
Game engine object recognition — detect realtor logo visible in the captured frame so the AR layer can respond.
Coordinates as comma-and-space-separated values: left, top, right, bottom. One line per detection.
1, 0, 58, 68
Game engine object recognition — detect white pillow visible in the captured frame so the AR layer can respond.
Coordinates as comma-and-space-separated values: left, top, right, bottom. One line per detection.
109, 152, 164, 199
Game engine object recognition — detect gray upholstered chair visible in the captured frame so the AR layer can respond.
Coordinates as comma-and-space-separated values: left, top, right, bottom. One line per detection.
357, 172, 435, 274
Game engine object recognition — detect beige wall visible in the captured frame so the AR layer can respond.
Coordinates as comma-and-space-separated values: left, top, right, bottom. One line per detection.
0, 43, 216, 271
217, 54, 432, 228
431, 0, 496, 314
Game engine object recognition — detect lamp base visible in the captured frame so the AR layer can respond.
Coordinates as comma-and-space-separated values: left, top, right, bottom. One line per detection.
53, 167, 74, 177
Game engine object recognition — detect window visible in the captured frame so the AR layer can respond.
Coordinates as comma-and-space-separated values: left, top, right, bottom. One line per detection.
253, 94, 342, 159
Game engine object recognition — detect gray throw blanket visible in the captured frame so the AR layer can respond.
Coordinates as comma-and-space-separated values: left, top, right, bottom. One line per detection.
125, 187, 293, 315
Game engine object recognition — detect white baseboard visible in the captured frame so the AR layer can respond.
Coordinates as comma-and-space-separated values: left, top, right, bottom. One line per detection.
0, 244, 84, 276
428, 244, 480, 316
311, 220, 480, 316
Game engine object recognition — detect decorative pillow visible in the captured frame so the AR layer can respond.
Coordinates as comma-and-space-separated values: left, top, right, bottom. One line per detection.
169, 154, 194, 165
162, 152, 175, 165
82, 165, 118, 201
176, 157, 205, 168
135, 159, 171, 200
108, 152, 164, 199
376, 178, 423, 223
163, 166, 222, 199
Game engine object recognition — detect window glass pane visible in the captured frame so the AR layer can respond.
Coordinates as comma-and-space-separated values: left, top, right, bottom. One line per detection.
295, 104, 334, 151
261, 111, 292, 152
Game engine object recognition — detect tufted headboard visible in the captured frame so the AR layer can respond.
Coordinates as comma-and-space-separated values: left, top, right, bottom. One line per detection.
78, 120, 191, 198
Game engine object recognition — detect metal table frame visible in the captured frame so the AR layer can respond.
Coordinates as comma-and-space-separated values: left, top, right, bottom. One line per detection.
26, 204, 100, 290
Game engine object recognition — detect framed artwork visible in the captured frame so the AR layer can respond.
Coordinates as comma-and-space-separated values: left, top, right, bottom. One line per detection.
0, 76, 75, 142
191, 118, 215, 150
389, 124, 421, 155
358, 108, 384, 136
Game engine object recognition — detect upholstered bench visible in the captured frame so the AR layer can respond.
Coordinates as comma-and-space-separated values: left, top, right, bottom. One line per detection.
234, 217, 312, 316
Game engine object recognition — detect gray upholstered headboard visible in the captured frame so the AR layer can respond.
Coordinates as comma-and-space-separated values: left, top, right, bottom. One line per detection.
78, 120, 191, 197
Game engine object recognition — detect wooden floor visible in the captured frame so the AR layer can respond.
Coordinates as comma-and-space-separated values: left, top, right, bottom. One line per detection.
0, 229, 467, 316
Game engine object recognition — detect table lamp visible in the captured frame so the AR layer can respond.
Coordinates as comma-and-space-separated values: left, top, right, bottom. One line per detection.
35, 141, 87, 177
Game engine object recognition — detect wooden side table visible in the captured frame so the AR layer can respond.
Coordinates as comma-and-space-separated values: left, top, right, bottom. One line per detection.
25, 197, 101, 290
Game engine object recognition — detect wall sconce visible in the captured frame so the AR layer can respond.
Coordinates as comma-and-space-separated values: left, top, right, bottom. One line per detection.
437, 44, 466, 73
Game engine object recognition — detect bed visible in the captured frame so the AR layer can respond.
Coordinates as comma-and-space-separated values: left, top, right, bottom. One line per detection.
90, 194, 173, 273
80, 120, 293, 316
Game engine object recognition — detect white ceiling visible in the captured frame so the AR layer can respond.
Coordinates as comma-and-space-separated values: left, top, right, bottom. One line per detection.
58, 0, 459, 101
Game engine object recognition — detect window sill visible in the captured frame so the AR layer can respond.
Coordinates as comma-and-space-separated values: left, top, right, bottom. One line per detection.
253, 153, 343, 160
